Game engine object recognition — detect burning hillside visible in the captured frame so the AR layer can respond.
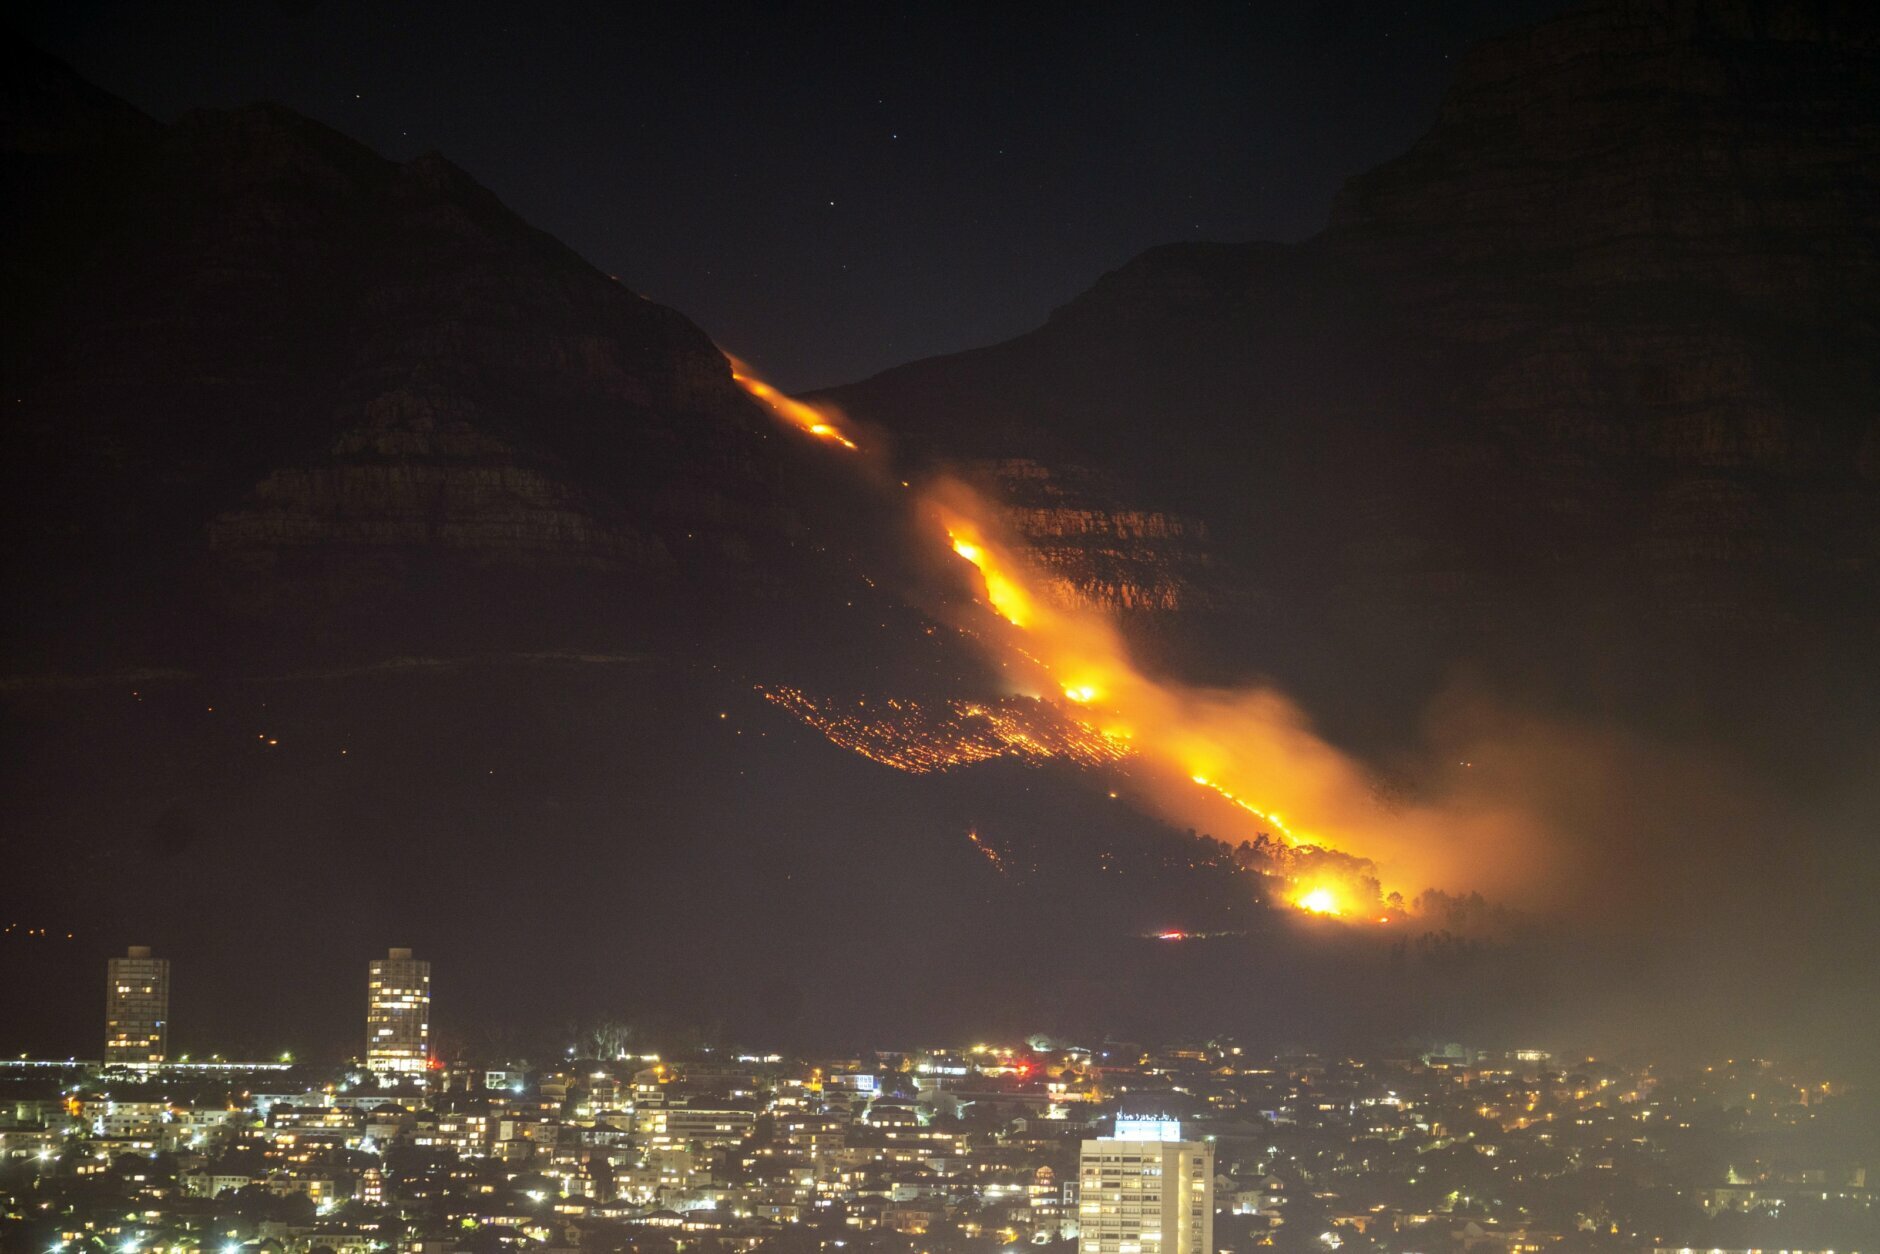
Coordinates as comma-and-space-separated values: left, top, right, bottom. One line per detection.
725, 356, 1550, 924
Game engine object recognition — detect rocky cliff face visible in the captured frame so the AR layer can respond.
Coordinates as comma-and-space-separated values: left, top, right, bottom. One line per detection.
2, 54, 809, 669
824, 0, 1880, 759
980, 459, 1219, 616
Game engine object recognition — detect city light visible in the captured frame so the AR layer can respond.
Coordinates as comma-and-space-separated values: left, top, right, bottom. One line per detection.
0, 1038, 1846, 1254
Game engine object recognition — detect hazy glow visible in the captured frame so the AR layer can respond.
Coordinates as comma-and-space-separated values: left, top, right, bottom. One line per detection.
1296, 887, 1342, 916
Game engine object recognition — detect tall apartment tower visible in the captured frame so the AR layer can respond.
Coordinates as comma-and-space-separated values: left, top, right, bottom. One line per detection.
104, 946, 169, 1066
1078, 1115, 1214, 1254
365, 947, 431, 1076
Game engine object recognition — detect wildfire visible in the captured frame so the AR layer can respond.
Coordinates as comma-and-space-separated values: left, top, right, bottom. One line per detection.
722, 354, 1532, 920
1295, 886, 1343, 916
943, 517, 1037, 628
1188, 773, 1312, 847
725, 353, 860, 450
925, 479, 1470, 921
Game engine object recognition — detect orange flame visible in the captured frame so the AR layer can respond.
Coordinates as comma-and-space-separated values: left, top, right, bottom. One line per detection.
941, 515, 1037, 629
1296, 887, 1343, 916
725, 353, 860, 450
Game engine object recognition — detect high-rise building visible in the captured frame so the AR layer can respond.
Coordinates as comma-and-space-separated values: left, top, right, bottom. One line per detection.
105, 945, 169, 1066
1078, 1115, 1213, 1254
366, 947, 431, 1076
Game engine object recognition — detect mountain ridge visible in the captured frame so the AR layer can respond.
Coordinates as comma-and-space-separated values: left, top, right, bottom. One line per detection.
818, 0, 1880, 766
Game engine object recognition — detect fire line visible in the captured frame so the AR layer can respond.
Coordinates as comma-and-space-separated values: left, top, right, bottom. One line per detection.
726, 351, 1434, 923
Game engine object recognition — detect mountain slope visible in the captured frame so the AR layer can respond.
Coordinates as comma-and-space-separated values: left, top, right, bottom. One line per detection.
822, 0, 1880, 768
4, 42, 822, 676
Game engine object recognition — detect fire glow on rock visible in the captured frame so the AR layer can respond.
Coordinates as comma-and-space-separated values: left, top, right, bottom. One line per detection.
726, 353, 1535, 922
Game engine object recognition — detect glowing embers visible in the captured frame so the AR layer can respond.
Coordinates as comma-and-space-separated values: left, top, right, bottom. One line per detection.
760, 686, 1130, 774
965, 829, 1010, 874
724, 353, 859, 450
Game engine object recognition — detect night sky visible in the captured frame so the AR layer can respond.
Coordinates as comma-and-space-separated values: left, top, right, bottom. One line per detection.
19, 0, 1566, 389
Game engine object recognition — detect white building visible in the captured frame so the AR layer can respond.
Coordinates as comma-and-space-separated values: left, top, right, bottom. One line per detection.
1078, 1115, 1213, 1254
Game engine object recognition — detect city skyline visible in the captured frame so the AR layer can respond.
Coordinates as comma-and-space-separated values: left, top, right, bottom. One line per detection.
2, 1036, 1873, 1254
19, 941, 1683, 1075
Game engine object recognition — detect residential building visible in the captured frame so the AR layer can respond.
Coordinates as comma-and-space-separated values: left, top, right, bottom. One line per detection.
366, 947, 431, 1076
1078, 1115, 1213, 1254
104, 946, 169, 1066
